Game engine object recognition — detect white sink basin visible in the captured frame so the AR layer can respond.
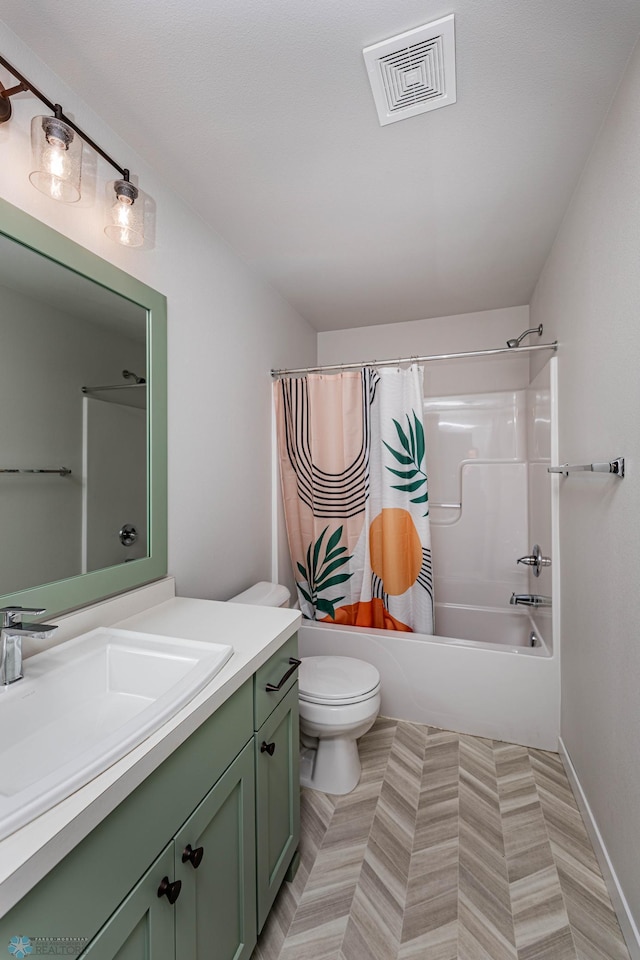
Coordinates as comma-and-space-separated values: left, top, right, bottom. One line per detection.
0, 627, 233, 840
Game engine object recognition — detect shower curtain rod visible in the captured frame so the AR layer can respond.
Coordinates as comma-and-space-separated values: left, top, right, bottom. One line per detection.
81, 383, 146, 394
271, 340, 558, 378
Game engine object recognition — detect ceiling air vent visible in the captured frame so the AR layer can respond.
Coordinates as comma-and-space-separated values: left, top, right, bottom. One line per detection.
363, 15, 456, 126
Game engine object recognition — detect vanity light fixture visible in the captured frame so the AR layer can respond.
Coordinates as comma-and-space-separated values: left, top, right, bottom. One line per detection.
105, 178, 146, 247
30, 109, 83, 203
0, 53, 153, 248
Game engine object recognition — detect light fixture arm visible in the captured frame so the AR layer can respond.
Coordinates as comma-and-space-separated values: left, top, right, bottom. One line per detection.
1, 81, 28, 99
0, 52, 128, 179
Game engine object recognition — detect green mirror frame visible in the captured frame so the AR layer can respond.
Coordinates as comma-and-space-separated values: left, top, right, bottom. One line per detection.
0, 197, 167, 617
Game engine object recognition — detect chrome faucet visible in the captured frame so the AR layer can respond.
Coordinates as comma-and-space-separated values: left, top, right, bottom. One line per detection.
510, 594, 552, 608
0, 606, 58, 685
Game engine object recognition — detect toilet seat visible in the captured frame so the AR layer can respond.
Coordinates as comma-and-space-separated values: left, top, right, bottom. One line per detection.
299, 656, 381, 706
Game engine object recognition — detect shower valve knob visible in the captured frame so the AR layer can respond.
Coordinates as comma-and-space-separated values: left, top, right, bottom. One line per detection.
119, 523, 138, 546
517, 544, 551, 577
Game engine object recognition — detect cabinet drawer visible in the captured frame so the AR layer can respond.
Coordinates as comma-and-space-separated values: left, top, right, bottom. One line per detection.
0, 679, 253, 946
253, 633, 299, 729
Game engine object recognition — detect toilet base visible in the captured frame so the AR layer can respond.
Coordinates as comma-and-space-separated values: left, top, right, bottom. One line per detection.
299, 737, 362, 795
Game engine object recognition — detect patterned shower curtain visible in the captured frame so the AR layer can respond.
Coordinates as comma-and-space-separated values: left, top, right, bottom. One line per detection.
274, 365, 434, 634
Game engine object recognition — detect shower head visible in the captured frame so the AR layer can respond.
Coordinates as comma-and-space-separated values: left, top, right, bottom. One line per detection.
122, 369, 146, 385
506, 324, 543, 349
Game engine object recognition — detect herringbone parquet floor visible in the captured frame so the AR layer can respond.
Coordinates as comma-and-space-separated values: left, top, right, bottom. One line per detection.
252, 718, 631, 960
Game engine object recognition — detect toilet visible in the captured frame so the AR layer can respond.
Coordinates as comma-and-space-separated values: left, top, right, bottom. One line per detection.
227, 581, 381, 796
227, 581, 292, 608
298, 656, 381, 795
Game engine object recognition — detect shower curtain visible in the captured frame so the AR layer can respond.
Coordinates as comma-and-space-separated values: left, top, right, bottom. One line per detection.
274, 365, 434, 634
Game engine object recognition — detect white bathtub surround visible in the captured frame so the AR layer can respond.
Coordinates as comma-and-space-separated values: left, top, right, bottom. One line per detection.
424, 387, 546, 613
292, 360, 560, 750
298, 617, 558, 749
294, 316, 562, 751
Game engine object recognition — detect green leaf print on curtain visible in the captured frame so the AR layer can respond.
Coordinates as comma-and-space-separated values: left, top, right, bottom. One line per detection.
296, 525, 353, 619
383, 412, 429, 513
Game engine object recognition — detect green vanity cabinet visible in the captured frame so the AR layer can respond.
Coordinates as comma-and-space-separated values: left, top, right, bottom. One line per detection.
0, 636, 301, 960
81, 742, 256, 960
255, 684, 300, 931
253, 631, 301, 932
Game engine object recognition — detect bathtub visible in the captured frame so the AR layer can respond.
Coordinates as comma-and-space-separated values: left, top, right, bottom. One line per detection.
297, 602, 559, 750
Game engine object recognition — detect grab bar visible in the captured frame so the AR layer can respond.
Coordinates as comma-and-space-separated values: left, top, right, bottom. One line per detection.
548, 457, 624, 478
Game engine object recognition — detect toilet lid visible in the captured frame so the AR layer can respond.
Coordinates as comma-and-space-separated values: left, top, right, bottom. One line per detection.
299, 656, 380, 704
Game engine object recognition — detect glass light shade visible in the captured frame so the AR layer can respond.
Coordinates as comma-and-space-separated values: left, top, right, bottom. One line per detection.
29, 115, 82, 203
105, 179, 145, 247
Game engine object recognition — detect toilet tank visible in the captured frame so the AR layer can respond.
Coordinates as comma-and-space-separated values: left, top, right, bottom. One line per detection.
227, 581, 290, 608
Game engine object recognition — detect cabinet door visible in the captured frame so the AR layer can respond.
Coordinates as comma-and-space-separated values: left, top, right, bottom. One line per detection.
255, 683, 300, 932
174, 740, 256, 960
80, 845, 175, 960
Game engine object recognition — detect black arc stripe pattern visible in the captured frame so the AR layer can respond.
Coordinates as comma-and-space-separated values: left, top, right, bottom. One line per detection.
416, 548, 433, 602
371, 573, 389, 610
278, 369, 380, 519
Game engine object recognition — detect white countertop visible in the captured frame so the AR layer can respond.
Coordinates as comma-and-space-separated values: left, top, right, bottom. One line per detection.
0, 596, 301, 916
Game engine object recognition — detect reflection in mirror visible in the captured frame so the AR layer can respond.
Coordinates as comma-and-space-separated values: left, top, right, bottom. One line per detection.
0, 233, 148, 595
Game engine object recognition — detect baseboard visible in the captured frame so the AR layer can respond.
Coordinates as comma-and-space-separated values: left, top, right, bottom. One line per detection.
558, 738, 640, 960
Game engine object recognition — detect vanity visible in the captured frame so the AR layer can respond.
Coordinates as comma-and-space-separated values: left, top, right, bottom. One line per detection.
0, 590, 302, 960
0, 196, 302, 956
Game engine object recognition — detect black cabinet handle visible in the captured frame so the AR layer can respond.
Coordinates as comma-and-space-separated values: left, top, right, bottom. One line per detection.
157, 876, 182, 904
182, 844, 204, 869
261, 741, 276, 756
265, 657, 301, 692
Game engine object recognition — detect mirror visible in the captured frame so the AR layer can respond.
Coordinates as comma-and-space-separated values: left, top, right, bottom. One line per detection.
0, 197, 167, 617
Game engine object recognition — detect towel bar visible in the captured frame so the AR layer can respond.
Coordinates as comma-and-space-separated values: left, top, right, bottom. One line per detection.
547, 458, 624, 478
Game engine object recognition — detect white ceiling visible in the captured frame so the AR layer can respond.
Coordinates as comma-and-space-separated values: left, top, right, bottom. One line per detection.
2, 1, 640, 331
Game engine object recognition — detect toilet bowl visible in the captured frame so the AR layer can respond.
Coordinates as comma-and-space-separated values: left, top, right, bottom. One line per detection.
298, 656, 381, 795
227, 582, 381, 796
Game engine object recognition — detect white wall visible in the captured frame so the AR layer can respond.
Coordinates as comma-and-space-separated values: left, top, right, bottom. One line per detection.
318, 305, 532, 396
0, 21, 317, 602
530, 40, 640, 933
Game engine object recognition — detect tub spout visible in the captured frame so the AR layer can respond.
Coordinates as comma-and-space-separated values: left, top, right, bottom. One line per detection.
510, 593, 552, 608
